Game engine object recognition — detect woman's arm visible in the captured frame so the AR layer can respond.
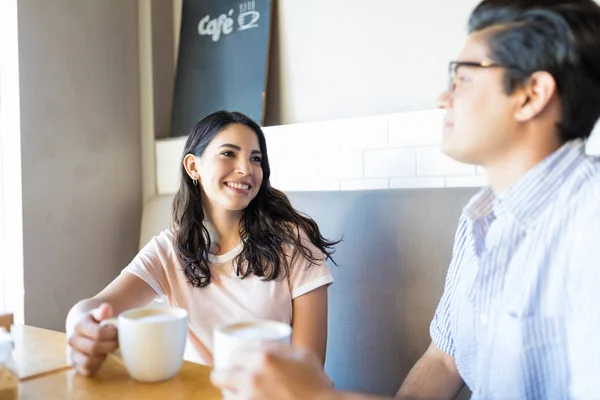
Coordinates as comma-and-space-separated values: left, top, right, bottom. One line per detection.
68, 272, 158, 321
291, 286, 329, 365
68, 231, 172, 327
66, 273, 159, 376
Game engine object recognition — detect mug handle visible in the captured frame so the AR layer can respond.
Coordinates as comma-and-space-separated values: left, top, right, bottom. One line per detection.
99, 318, 121, 358
67, 317, 119, 365
99, 318, 118, 328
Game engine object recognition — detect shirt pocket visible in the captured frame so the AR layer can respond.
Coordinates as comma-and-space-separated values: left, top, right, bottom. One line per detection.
482, 313, 567, 399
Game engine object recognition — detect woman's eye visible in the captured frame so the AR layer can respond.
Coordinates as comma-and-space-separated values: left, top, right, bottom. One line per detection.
221, 151, 234, 157
251, 156, 262, 163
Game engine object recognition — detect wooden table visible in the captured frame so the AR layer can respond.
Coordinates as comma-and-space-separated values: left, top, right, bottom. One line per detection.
11, 325, 221, 399
12, 325, 71, 380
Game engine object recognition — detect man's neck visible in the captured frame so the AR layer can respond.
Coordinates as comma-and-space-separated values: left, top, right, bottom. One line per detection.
484, 138, 564, 194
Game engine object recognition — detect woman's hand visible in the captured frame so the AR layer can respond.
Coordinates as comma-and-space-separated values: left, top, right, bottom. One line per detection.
66, 303, 119, 376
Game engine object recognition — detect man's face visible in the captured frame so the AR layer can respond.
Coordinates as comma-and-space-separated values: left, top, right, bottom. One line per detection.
438, 31, 522, 167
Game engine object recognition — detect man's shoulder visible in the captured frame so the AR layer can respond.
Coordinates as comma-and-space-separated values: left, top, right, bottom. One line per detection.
561, 156, 600, 214
560, 158, 600, 265
460, 186, 494, 223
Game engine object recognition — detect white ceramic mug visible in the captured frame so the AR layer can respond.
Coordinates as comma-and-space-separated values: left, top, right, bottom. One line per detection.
213, 320, 292, 398
102, 307, 188, 382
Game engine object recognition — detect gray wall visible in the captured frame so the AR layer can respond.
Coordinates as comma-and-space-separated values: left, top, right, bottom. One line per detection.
150, 0, 176, 139
286, 189, 475, 398
17, 0, 142, 331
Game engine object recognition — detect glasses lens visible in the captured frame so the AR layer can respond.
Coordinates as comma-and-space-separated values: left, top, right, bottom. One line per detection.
448, 63, 456, 92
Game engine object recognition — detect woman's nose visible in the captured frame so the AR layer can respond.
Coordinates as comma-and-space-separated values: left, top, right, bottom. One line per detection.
236, 159, 252, 175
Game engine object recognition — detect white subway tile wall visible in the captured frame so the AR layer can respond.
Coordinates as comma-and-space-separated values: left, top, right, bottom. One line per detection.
340, 178, 389, 191
416, 147, 476, 176
155, 109, 600, 193
338, 117, 388, 151
445, 175, 490, 188
388, 110, 443, 148
364, 148, 417, 178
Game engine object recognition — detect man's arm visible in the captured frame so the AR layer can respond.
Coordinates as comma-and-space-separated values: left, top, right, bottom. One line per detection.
210, 341, 463, 400
323, 342, 464, 400
396, 342, 464, 399
210, 342, 394, 400
331, 342, 465, 400
565, 204, 600, 399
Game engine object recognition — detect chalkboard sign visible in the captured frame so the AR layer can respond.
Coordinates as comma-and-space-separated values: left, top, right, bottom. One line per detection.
170, 0, 273, 137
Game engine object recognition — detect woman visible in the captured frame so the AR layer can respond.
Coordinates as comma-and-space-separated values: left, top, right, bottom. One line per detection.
66, 111, 338, 376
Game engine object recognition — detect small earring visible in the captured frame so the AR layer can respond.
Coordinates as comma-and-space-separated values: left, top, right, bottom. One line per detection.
193, 178, 198, 186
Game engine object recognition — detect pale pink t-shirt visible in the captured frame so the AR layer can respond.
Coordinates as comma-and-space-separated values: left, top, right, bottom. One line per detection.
122, 229, 334, 366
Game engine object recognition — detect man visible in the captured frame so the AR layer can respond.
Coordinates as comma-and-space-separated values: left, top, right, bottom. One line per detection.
211, 0, 600, 398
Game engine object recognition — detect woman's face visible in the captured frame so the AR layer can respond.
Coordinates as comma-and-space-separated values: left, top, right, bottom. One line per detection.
190, 123, 264, 214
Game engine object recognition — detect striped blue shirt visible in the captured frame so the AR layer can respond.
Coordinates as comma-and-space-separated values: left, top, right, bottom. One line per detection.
430, 139, 600, 399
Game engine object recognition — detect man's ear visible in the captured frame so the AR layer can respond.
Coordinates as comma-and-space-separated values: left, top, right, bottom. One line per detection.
513, 71, 557, 122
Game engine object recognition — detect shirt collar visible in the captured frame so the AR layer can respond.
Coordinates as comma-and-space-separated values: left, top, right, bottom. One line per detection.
464, 139, 588, 228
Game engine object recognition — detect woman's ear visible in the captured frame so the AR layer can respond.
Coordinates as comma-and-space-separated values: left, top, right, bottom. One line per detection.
183, 154, 201, 181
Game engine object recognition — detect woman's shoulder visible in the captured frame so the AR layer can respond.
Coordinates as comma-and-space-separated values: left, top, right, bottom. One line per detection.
140, 228, 178, 254
280, 225, 325, 261
277, 223, 308, 246
155, 228, 176, 243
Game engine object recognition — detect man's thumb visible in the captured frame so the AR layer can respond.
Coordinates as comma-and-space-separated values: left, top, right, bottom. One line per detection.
91, 303, 113, 322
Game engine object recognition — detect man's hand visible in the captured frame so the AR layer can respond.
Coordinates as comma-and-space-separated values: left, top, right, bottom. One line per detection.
210, 342, 335, 400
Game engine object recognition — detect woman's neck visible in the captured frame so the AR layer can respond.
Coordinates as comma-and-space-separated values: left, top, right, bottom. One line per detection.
204, 209, 243, 255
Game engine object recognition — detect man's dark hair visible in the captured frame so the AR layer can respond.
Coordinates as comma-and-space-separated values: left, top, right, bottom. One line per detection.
469, 0, 600, 141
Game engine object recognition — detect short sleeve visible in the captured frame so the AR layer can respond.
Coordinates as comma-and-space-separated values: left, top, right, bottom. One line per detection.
121, 230, 174, 299
287, 230, 334, 299
430, 216, 469, 357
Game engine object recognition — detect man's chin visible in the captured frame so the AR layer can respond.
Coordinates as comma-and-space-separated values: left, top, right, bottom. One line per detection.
440, 139, 459, 159
441, 141, 477, 165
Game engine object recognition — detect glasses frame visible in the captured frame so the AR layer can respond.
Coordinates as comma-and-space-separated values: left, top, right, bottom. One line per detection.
447, 61, 508, 92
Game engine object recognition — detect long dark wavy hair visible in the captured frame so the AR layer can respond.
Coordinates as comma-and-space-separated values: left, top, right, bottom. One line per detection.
172, 110, 340, 288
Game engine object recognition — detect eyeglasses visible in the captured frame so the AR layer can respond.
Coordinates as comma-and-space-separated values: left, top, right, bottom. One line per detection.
448, 61, 507, 93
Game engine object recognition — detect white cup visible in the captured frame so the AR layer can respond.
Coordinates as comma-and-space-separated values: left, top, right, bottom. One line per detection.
213, 320, 292, 398
102, 307, 188, 382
